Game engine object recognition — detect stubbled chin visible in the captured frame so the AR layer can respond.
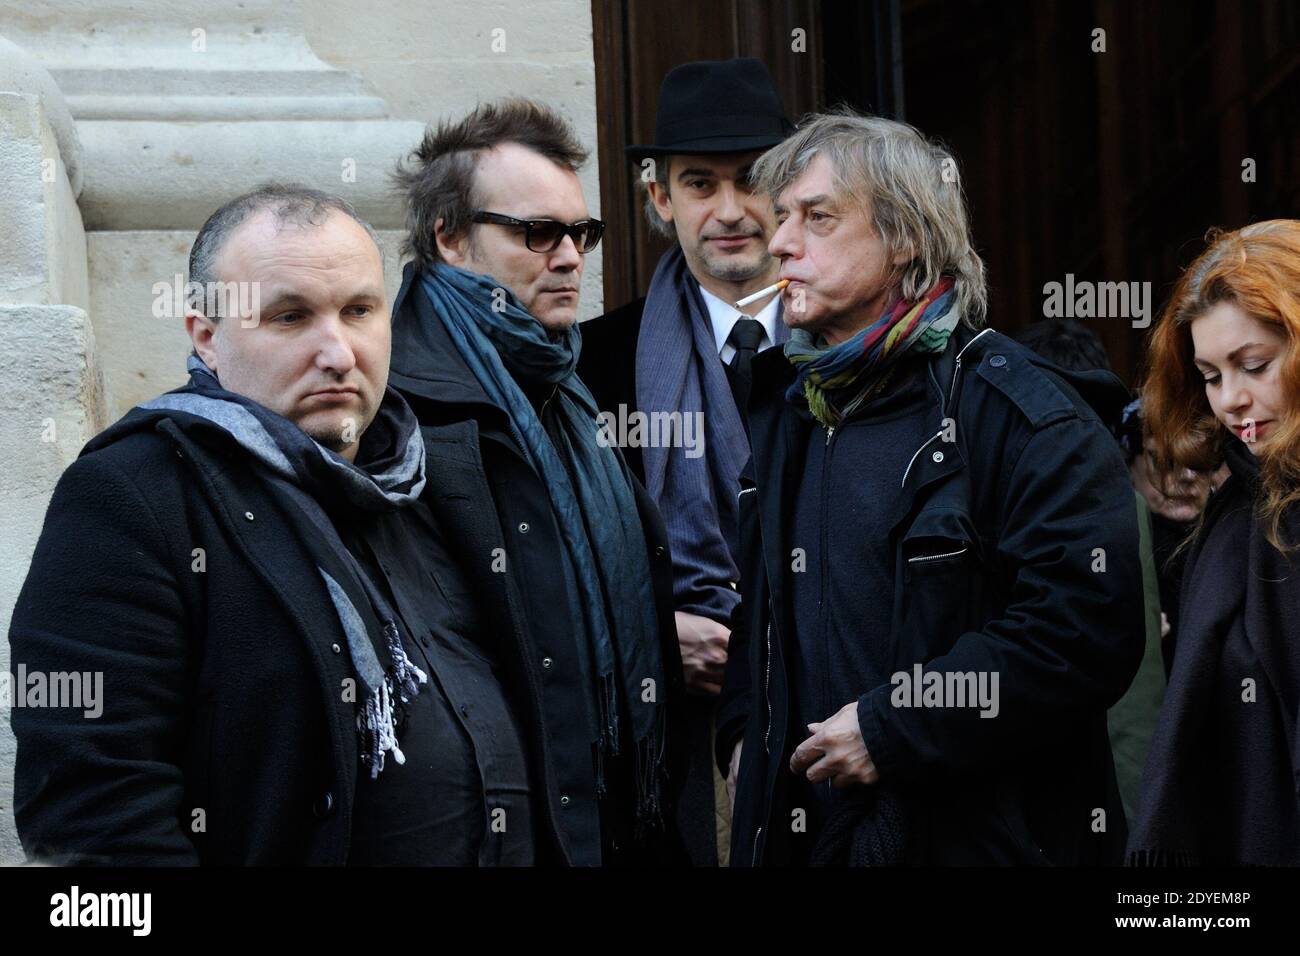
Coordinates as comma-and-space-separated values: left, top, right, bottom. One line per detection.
536, 312, 577, 333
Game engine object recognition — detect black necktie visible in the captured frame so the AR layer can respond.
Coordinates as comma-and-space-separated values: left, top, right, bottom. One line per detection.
726, 317, 766, 414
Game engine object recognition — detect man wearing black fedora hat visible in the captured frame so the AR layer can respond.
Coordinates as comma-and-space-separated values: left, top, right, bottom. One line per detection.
577, 57, 792, 866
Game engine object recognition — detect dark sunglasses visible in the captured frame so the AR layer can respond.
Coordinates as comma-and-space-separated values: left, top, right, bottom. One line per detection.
470, 211, 605, 254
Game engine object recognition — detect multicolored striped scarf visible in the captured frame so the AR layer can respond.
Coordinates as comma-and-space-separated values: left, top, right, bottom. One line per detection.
785, 278, 959, 429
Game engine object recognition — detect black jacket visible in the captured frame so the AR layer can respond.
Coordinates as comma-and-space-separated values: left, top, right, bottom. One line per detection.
719, 324, 1146, 866
577, 297, 647, 481
1130, 436, 1300, 864
9, 410, 543, 865
577, 295, 730, 866
389, 266, 689, 866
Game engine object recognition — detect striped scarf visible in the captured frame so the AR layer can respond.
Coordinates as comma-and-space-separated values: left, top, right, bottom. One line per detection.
785, 278, 959, 428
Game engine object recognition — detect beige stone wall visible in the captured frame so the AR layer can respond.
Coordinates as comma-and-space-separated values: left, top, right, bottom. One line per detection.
0, 87, 105, 867
303, 0, 604, 317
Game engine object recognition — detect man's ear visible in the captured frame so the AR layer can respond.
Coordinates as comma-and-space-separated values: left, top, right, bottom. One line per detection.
186, 310, 220, 372
647, 180, 674, 227
434, 216, 468, 266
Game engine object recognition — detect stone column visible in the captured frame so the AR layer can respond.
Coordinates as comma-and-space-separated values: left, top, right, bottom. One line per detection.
0, 41, 105, 864
3, 0, 424, 415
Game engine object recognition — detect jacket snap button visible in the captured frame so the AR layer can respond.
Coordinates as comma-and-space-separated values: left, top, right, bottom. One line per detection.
518, 522, 530, 534
931, 450, 945, 463
559, 795, 571, 807
313, 790, 335, 818
654, 546, 666, 557
244, 511, 255, 521
331, 643, 341, 654
990, 354, 1007, 367
542, 657, 554, 669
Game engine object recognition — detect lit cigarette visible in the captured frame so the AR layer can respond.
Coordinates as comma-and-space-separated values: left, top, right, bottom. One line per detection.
734, 279, 789, 309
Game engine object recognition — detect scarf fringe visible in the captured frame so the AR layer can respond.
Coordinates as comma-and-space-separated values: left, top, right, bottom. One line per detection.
358, 619, 428, 780
597, 671, 620, 757
632, 706, 668, 840
385, 620, 428, 702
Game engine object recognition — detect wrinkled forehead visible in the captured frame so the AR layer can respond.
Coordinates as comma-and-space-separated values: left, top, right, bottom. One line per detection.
773, 153, 876, 229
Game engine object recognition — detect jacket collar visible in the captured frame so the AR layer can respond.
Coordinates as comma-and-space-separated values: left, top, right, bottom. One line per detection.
745, 321, 984, 588
389, 261, 504, 414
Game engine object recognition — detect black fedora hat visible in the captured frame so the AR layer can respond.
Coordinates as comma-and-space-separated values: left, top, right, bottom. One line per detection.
625, 57, 792, 160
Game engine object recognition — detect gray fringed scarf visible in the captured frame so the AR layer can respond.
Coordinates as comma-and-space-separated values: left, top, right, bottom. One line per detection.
139, 355, 429, 778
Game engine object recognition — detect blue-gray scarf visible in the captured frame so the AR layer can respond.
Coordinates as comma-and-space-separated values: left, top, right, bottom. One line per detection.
138, 355, 429, 779
419, 263, 667, 827
636, 245, 787, 624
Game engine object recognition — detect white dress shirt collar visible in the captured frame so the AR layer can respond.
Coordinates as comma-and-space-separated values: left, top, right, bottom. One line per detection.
698, 283, 782, 363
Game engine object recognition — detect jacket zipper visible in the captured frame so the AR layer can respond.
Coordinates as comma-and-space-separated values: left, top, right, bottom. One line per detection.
946, 327, 994, 409
907, 546, 969, 563
898, 328, 996, 489
900, 430, 944, 488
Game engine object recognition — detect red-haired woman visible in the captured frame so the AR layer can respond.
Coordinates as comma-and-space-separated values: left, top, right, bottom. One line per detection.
1130, 220, 1300, 865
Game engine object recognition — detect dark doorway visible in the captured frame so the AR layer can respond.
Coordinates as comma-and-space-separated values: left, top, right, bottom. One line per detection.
592, 0, 1300, 385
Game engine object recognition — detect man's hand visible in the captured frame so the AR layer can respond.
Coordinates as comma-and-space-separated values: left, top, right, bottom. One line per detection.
789, 700, 879, 788
726, 740, 742, 814
675, 611, 729, 695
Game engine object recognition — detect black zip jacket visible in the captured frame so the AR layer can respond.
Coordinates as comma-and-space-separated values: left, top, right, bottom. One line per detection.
719, 324, 1145, 866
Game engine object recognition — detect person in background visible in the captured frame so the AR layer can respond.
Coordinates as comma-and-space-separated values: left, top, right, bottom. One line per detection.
1012, 318, 1165, 825
577, 57, 792, 866
1116, 399, 1228, 674
1131, 220, 1300, 865
388, 99, 687, 865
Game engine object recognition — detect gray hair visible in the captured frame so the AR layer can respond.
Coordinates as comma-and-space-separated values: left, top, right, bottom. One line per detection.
640, 155, 676, 240
751, 107, 988, 326
188, 182, 380, 318
392, 98, 589, 273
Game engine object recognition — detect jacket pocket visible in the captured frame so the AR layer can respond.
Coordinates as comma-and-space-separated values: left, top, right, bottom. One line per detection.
895, 510, 982, 664
901, 509, 977, 570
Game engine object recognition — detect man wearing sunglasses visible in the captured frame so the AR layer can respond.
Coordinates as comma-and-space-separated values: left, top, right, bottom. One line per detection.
388, 98, 688, 867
